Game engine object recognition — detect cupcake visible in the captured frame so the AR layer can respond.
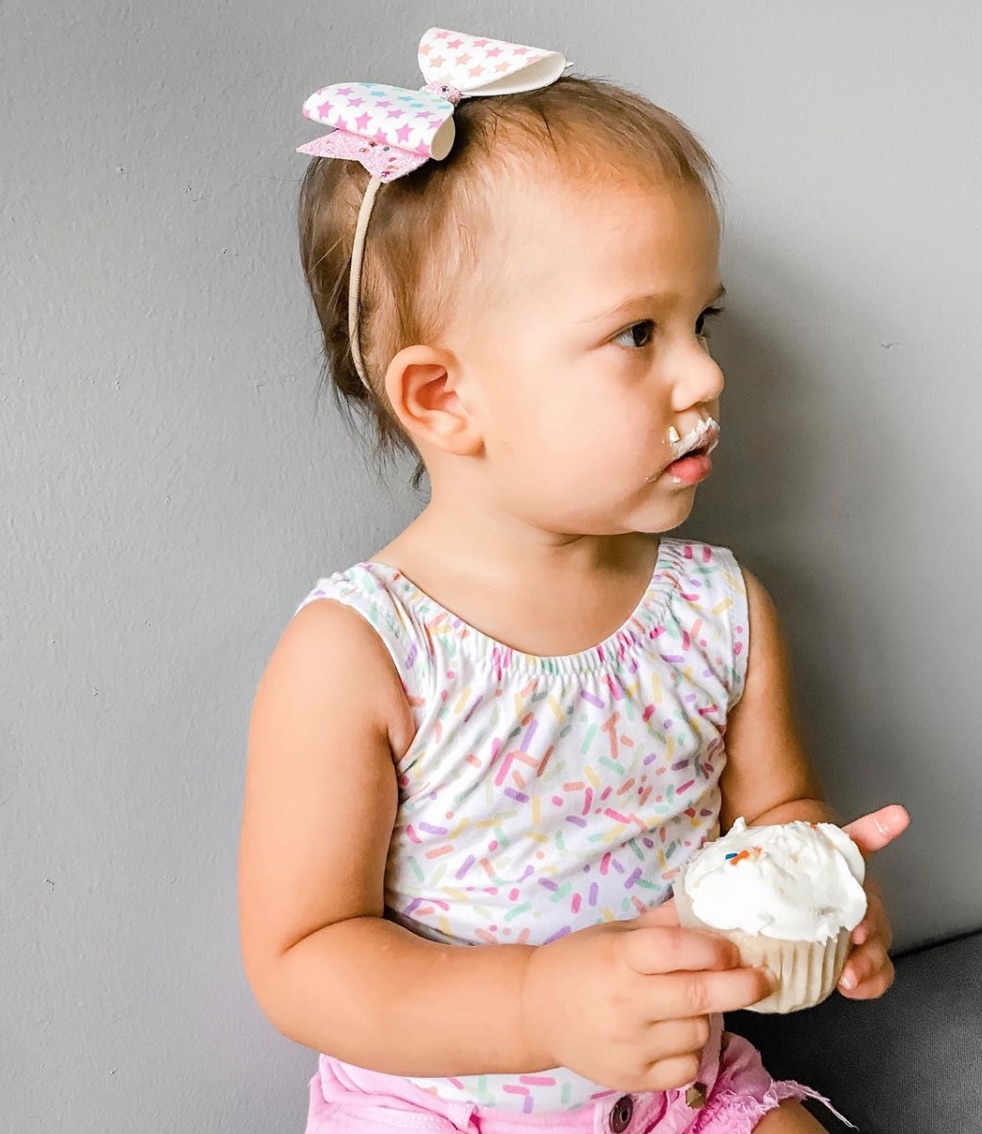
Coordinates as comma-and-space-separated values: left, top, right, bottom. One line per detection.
672, 817, 867, 1013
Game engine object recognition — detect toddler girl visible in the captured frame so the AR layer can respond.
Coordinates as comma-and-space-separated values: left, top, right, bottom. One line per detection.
238, 27, 909, 1134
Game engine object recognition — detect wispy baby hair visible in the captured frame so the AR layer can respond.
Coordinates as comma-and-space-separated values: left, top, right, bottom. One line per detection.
297, 73, 723, 481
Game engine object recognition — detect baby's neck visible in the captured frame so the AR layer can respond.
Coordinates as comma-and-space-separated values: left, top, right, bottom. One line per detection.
374, 501, 662, 658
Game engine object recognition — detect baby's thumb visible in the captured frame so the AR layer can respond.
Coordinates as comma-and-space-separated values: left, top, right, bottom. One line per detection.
631, 898, 679, 928
843, 804, 910, 858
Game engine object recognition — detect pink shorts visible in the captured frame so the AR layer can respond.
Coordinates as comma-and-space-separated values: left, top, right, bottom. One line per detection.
305, 1018, 851, 1133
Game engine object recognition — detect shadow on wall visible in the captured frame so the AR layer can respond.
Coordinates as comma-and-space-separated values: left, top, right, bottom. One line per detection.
678, 238, 973, 950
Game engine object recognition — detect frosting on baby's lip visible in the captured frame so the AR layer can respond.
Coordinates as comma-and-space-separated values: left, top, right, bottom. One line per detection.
682, 817, 868, 942
672, 415, 720, 460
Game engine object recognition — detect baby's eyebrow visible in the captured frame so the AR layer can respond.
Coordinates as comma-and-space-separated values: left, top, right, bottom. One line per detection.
579, 283, 727, 324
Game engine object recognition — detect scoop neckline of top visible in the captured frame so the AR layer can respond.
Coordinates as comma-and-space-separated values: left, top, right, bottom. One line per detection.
359, 536, 678, 672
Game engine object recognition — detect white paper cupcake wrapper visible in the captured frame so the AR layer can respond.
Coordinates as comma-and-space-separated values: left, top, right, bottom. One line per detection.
672, 869, 851, 1014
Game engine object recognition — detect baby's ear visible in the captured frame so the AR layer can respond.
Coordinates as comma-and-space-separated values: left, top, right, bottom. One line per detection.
384, 343, 484, 457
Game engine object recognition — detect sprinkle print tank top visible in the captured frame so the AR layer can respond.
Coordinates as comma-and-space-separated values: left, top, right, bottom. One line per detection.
294, 537, 749, 1113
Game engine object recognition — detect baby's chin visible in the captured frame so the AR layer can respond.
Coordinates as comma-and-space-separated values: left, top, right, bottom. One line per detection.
510, 474, 702, 538
547, 499, 696, 540
621, 483, 701, 535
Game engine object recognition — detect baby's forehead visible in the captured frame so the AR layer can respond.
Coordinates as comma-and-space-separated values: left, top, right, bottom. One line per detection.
477, 159, 718, 290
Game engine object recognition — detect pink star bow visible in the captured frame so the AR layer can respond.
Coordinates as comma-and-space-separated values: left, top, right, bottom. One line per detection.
296, 26, 569, 181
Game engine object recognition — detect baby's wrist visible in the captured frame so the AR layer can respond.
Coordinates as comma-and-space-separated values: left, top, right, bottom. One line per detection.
518, 944, 558, 1071
743, 798, 834, 828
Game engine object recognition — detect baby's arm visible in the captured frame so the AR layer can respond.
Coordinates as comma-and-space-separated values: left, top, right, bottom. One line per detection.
239, 598, 540, 1076
238, 598, 771, 1087
719, 567, 908, 998
718, 568, 828, 830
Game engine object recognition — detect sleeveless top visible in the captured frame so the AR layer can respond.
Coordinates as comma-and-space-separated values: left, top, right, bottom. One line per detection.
293, 536, 749, 1113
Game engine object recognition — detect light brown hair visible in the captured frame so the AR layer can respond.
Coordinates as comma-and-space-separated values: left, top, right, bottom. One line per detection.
297, 74, 723, 481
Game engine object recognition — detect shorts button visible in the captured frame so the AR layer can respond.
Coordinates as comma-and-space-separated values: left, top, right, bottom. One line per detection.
609, 1095, 634, 1133
686, 1082, 707, 1109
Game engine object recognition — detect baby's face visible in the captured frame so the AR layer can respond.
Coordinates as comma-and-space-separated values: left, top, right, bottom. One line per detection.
449, 163, 725, 537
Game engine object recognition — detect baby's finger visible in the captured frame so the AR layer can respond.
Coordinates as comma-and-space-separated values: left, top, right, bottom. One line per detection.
842, 804, 910, 858
838, 941, 890, 993
850, 921, 870, 946
623, 925, 741, 976
840, 958, 895, 1000
852, 911, 893, 953
878, 917, 894, 953
632, 899, 679, 929
639, 1015, 712, 1065
649, 964, 775, 1018
639, 1053, 704, 1094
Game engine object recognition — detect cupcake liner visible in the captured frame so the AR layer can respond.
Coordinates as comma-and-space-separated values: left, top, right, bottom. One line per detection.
672, 869, 851, 1014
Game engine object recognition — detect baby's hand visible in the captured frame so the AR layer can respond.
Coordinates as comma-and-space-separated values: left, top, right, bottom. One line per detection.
838, 878, 894, 998
838, 803, 910, 1000
521, 901, 774, 1093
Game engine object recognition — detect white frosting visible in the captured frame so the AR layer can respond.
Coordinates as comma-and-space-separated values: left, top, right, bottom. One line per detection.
672, 415, 720, 460
682, 817, 867, 942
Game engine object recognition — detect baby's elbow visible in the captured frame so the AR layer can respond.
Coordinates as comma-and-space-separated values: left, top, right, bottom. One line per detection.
241, 944, 316, 1048
241, 921, 361, 1054
241, 936, 283, 1024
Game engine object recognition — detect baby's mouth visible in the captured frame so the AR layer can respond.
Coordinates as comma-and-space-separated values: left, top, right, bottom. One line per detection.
654, 417, 720, 486
669, 417, 721, 464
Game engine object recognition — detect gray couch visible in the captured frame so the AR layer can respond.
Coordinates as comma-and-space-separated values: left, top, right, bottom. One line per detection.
729, 931, 982, 1132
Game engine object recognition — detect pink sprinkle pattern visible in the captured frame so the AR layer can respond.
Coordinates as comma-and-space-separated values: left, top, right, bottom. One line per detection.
294, 537, 748, 1111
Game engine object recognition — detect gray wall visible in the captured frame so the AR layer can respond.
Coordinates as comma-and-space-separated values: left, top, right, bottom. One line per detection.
4, 1, 980, 1130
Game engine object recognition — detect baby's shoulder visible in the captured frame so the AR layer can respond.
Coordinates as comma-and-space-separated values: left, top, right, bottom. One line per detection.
655, 535, 748, 612
294, 560, 395, 618
292, 560, 432, 682
652, 537, 749, 698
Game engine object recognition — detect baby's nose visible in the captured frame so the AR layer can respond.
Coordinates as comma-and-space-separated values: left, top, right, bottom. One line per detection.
674, 343, 724, 409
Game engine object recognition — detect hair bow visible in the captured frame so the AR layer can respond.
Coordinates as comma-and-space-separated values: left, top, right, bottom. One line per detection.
297, 27, 569, 181
297, 27, 567, 389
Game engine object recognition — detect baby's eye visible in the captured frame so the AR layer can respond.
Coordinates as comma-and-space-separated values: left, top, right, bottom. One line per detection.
696, 305, 725, 340
613, 320, 655, 350
613, 306, 726, 351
